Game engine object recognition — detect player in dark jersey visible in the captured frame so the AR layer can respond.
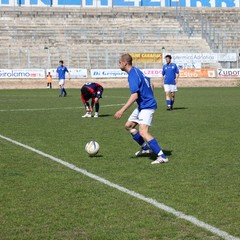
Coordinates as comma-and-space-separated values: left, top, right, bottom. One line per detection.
81, 82, 104, 118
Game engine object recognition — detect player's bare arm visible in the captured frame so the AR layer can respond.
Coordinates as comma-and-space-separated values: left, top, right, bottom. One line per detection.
175, 73, 179, 84
114, 93, 138, 119
151, 82, 154, 91
160, 76, 164, 88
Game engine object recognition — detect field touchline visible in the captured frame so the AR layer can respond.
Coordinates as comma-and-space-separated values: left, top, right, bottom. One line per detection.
0, 103, 125, 112
0, 134, 239, 240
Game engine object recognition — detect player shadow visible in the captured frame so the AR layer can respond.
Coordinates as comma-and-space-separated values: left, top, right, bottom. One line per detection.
149, 149, 173, 160
163, 150, 173, 156
172, 107, 188, 110
99, 114, 112, 117
130, 149, 173, 160
90, 154, 103, 158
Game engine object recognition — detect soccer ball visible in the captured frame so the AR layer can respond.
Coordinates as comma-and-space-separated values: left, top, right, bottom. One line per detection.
85, 140, 100, 156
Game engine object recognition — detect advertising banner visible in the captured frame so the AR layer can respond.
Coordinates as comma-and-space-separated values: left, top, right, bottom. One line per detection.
1, 0, 239, 8
179, 69, 216, 78
47, 68, 88, 78
218, 53, 238, 62
0, 69, 45, 78
177, 63, 202, 69
91, 69, 162, 78
142, 69, 162, 77
170, 53, 237, 64
91, 69, 127, 78
91, 68, 216, 78
131, 53, 162, 63
217, 69, 240, 77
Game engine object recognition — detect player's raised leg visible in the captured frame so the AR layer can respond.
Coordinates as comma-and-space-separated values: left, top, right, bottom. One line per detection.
125, 120, 151, 156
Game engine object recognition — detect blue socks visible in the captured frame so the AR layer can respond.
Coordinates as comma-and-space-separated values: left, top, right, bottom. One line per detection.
166, 100, 171, 108
132, 132, 166, 158
132, 132, 150, 150
148, 138, 166, 158
60, 88, 67, 96
166, 99, 174, 108
132, 132, 144, 146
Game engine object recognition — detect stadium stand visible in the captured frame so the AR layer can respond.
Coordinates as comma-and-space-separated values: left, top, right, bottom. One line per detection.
0, 7, 239, 69
177, 7, 240, 52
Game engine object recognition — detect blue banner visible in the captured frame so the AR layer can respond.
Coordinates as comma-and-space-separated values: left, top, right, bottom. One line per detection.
0, 0, 239, 7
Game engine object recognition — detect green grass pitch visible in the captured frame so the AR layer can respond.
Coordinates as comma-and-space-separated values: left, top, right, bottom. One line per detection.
0, 87, 240, 240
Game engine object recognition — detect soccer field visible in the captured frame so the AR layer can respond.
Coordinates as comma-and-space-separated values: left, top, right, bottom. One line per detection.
0, 88, 240, 240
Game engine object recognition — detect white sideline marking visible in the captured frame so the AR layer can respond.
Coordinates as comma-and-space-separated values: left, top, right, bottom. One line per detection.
0, 103, 124, 112
0, 134, 239, 240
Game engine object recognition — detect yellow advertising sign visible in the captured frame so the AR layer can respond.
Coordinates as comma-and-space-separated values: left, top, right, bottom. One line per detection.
131, 53, 162, 63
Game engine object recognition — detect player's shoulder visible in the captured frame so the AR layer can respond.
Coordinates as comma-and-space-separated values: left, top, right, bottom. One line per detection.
129, 67, 141, 80
131, 66, 142, 75
96, 83, 103, 87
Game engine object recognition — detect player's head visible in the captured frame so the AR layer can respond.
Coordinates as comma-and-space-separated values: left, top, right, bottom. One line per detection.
59, 60, 64, 66
165, 55, 172, 64
81, 86, 92, 100
119, 53, 132, 72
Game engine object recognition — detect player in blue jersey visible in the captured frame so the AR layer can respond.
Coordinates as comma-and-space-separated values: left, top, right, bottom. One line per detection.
114, 53, 168, 164
162, 55, 179, 110
81, 82, 104, 118
56, 60, 71, 97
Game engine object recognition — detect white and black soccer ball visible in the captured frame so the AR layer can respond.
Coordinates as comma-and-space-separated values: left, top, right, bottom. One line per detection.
85, 140, 100, 156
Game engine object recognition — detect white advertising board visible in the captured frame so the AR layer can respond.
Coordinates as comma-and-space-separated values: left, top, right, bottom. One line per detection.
217, 68, 240, 77
47, 68, 88, 78
0, 69, 45, 78
177, 63, 202, 69
169, 53, 237, 64
91, 69, 163, 78
91, 69, 127, 78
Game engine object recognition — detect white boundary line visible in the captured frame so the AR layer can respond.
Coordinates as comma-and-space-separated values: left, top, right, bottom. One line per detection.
0, 134, 239, 240
0, 103, 124, 112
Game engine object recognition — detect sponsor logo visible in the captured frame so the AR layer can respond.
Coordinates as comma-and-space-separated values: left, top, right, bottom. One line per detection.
0, 70, 30, 78
218, 69, 240, 77
0, 69, 45, 78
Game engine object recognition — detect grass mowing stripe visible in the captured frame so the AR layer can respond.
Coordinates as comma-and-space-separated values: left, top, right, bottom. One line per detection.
1, 134, 239, 240
0, 103, 124, 112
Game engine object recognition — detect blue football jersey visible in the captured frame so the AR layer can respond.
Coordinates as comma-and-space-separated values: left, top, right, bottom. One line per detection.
162, 63, 179, 85
128, 67, 157, 110
56, 66, 69, 80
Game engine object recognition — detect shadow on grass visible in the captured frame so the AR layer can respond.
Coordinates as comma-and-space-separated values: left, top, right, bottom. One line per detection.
99, 114, 112, 117
163, 149, 173, 156
172, 107, 188, 110
130, 149, 173, 160
89, 154, 103, 158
